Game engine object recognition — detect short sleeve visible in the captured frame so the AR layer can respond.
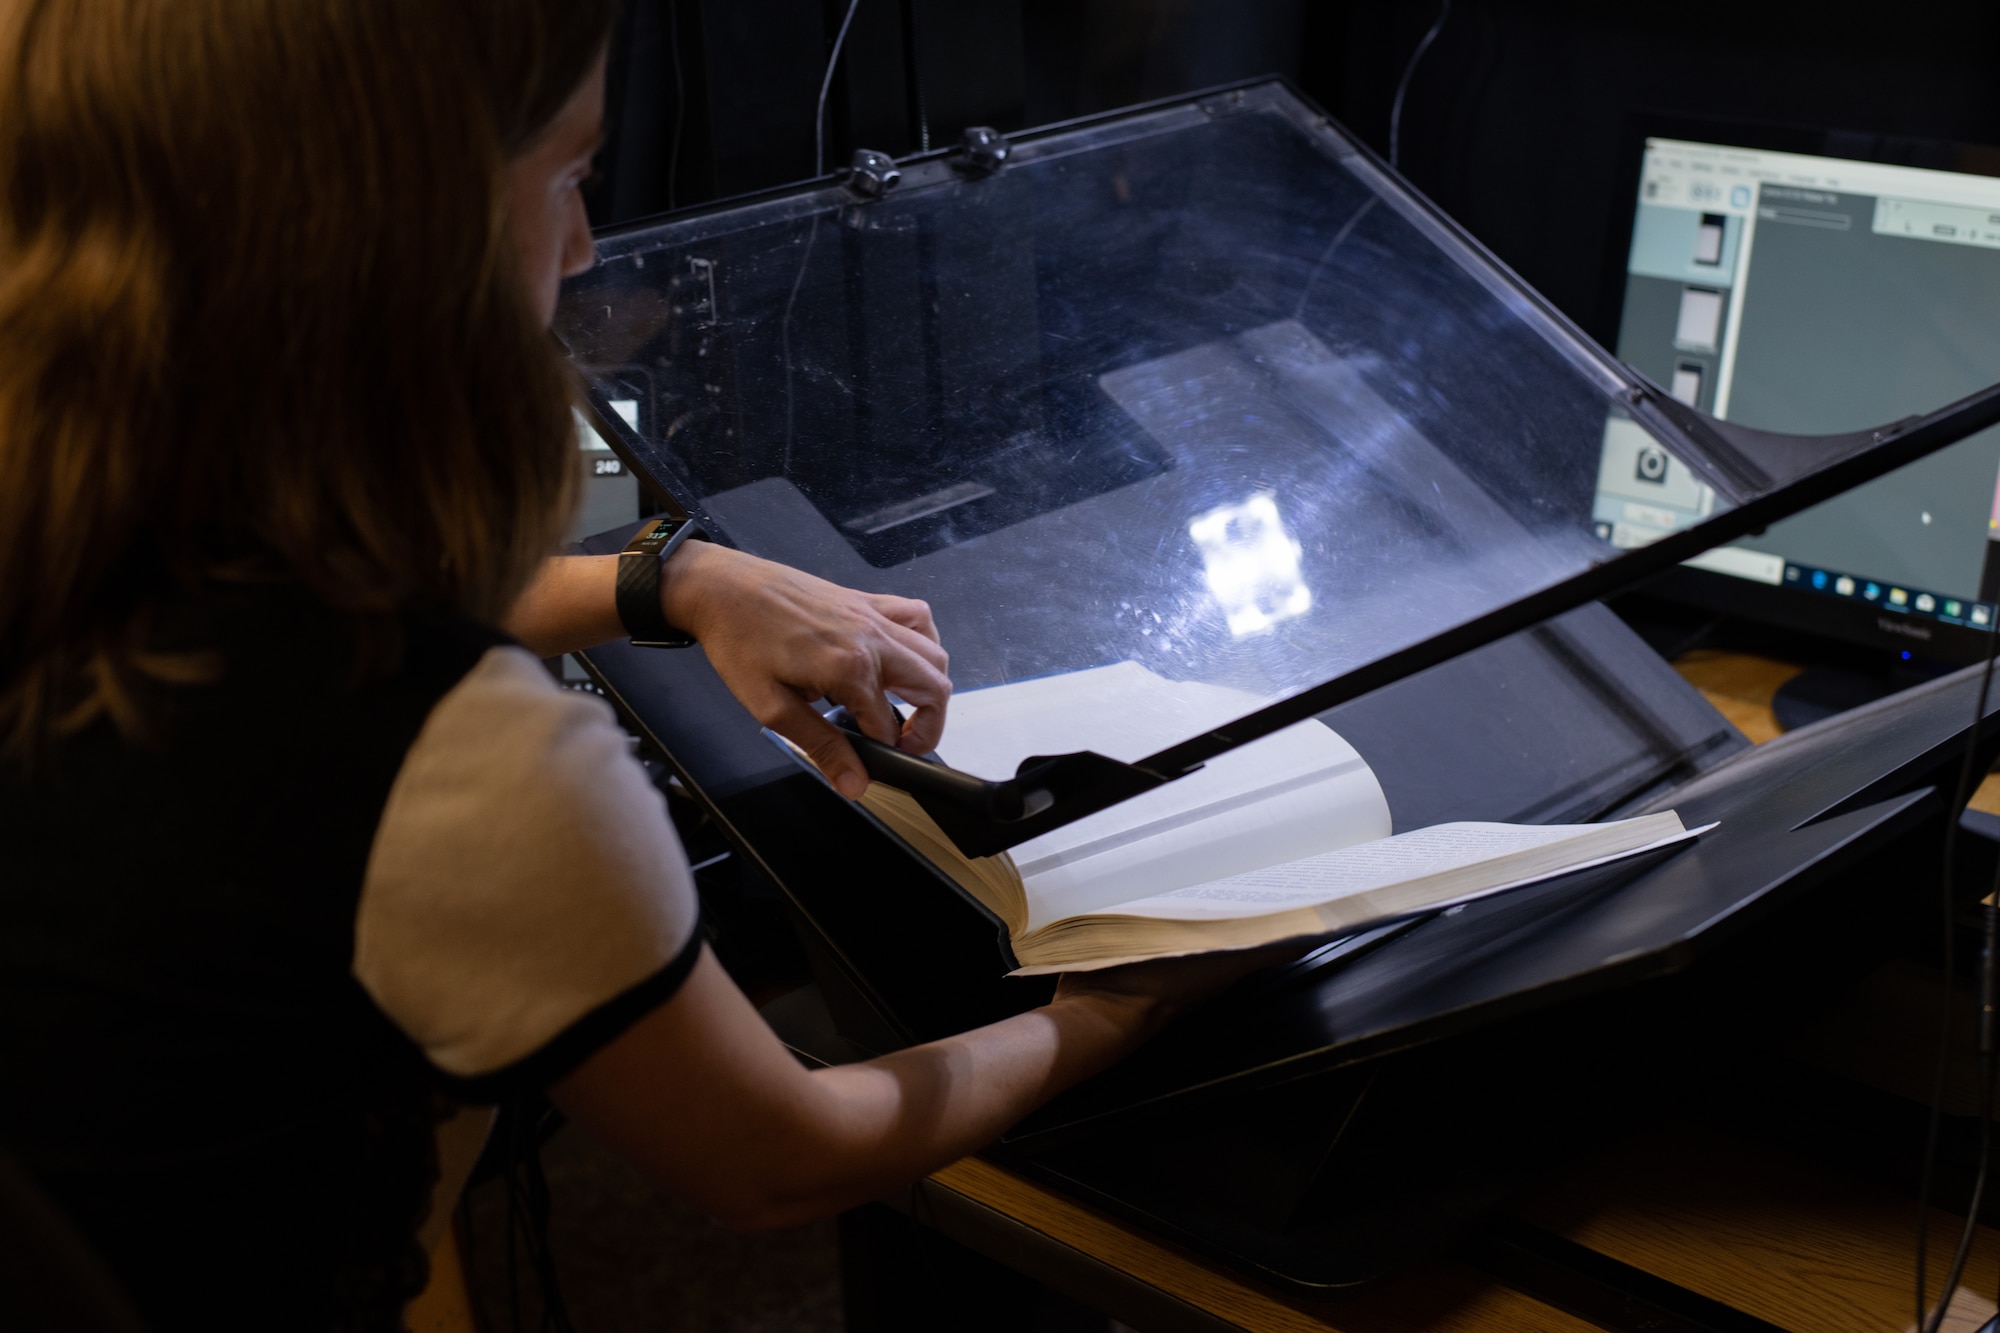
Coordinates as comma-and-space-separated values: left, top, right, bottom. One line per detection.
355, 646, 702, 1101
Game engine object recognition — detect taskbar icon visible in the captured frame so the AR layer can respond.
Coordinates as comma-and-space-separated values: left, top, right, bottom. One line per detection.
1783, 561, 1995, 630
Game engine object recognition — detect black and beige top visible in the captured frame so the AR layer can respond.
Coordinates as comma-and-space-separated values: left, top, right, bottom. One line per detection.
0, 595, 701, 1330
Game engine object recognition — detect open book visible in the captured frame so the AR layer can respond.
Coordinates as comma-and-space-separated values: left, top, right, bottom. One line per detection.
808, 663, 1705, 974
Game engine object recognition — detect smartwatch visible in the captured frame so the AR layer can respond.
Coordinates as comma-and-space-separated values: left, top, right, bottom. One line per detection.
616, 515, 709, 648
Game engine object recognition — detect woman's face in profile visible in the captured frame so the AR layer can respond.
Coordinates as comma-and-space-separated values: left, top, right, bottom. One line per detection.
505, 50, 608, 327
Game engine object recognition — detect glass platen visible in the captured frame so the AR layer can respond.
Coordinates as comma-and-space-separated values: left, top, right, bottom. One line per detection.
556, 82, 2000, 854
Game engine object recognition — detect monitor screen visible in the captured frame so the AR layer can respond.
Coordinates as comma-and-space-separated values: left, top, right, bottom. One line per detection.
1598, 130, 2000, 658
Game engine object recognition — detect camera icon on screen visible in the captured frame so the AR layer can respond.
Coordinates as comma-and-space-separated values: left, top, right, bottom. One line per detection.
1634, 446, 1670, 485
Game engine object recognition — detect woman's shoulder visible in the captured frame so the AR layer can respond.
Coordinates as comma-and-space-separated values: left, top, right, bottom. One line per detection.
358, 642, 703, 1097
394, 642, 653, 832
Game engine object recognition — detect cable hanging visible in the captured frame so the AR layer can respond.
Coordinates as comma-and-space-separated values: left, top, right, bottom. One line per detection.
1388, 0, 1451, 170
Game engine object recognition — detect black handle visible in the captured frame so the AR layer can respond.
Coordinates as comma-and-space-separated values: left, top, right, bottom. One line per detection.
821, 705, 1181, 858
826, 713, 1028, 823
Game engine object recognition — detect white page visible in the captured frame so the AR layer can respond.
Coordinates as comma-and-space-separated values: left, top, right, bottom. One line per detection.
937, 661, 1257, 772
934, 663, 1390, 930
1675, 287, 1723, 349
1104, 820, 1702, 922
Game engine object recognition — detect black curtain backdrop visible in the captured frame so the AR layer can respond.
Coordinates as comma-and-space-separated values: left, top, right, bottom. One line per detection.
584, 0, 2000, 344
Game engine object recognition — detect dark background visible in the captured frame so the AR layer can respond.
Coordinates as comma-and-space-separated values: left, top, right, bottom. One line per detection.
587, 0, 2000, 346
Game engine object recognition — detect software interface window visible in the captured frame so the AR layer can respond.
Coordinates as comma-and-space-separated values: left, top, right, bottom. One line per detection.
1595, 138, 2000, 633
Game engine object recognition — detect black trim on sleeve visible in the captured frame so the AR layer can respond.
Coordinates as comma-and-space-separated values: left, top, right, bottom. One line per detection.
436, 925, 707, 1104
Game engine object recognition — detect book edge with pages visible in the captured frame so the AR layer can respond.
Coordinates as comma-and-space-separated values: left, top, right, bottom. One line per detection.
769, 660, 1709, 976
853, 782, 1703, 975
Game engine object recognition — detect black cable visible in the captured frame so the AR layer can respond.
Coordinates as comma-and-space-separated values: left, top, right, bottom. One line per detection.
501, 1102, 576, 1333
782, 0, 864, 475
501, 1135, 522, 1333
1917, 614, 2000, 1329
899, 0, 929, 154
457, 1099, 575, 1333
1924, 1015, 1993, 1333
1388, 0, 1451, 170
666, 0, 684, 210
814, 0, 865, 178
779, 214, 821, 478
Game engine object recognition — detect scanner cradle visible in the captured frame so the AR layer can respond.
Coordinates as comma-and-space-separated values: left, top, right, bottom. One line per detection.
558, 79, 2000, 1285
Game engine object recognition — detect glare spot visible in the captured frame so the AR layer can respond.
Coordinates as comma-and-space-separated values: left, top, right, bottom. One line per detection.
1188, 492, 1313, 638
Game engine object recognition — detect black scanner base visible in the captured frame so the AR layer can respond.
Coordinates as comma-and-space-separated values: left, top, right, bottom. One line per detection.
582, 580, 1996, 1289
773, 800, 1951, 1292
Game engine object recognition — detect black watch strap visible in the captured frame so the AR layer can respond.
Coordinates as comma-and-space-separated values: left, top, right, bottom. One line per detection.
616, 515, 708, 648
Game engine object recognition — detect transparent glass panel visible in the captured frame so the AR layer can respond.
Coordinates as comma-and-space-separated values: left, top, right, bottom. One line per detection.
556, 84, 2000, 816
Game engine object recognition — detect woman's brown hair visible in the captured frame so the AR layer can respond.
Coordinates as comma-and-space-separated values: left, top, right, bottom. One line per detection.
0, 0, 616, 755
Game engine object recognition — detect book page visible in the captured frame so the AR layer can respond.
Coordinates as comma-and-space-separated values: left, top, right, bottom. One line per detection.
937, 661, 1285, 771
934, 662, 1390, 930
1101, 818, 1697, 922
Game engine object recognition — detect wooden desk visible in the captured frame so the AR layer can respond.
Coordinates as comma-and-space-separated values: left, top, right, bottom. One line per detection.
405, 1228, 474, 1333
1510, 1119, 2000, 1333
895, 650, 2000, 1332
906, 1129, 2000, 1333
1674, 648, 2000, 815
906, 1159, 1595, 1333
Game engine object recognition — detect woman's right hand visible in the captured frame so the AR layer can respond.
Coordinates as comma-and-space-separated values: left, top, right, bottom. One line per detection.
1050, 943, 1304, 1038
553, 942, 1292, 1231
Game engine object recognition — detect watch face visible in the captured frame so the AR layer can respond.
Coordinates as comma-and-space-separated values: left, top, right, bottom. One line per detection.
629, 517, 681, 554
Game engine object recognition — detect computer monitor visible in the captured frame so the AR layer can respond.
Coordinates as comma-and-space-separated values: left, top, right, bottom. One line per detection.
1596, 119, 2000, 665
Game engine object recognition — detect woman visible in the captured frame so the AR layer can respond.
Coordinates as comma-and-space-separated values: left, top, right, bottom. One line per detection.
0, 3, 1255, 1327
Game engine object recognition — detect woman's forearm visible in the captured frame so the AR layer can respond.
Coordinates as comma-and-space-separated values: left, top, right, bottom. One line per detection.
501, 548, 719, 658
503, 555, 624, 657
750, 992, 1165, 1227
550, 951, 1169, 1231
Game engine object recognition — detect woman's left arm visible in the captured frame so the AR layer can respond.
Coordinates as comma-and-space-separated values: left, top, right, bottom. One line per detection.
504, 547, 950, 798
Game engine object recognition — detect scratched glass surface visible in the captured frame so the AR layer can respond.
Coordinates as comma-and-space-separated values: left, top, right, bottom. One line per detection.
556, 92, 1647, 773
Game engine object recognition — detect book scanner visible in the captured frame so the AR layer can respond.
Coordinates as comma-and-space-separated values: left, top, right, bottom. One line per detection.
557, 80, 2000, 1284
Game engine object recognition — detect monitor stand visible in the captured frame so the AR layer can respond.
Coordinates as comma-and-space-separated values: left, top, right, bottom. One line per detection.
1609, 591, 1958, 732
1770, 661, 1924, 731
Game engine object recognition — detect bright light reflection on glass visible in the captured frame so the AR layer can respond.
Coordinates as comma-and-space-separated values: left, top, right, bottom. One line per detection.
1188, 492, 1313, 638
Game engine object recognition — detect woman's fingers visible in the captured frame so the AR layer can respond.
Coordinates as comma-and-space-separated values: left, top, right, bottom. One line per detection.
663, 544, 958, 777
755, 624, 952, 794
827, 633, 951, 755
761, 693, 870, 800
896, 701, 948, 757
870, 593, 941, 647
